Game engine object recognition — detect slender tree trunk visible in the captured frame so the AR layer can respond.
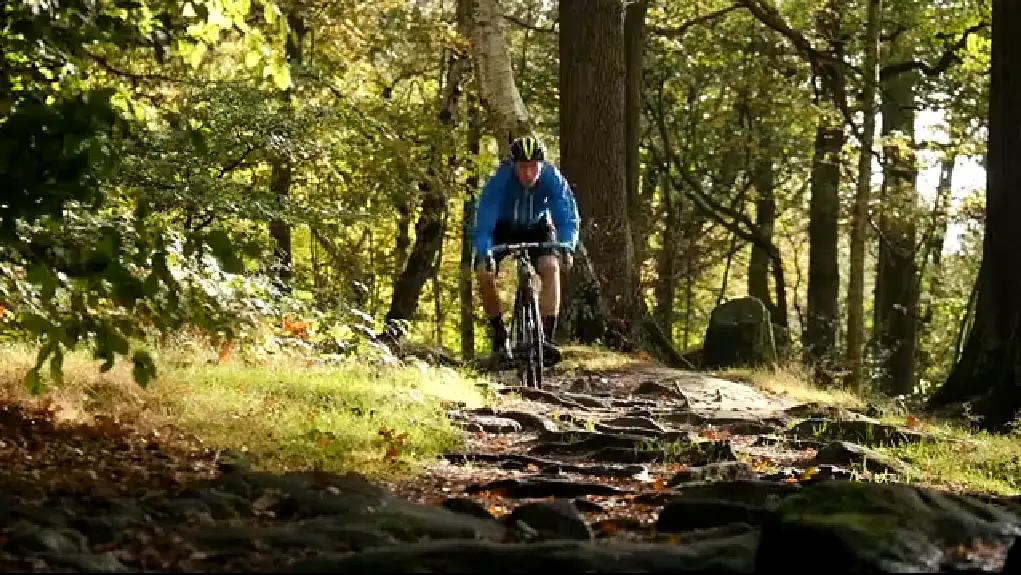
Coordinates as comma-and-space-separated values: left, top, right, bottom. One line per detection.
748, 154, 780, 325
470, 0, 532, 149
625, 0, 648, 264
845, 0, 882, 392
874, 45, 919, 396
393, 204, 411, 285
928, 0, 1021, 431
919, 155, 955, 314
654, 164, 676, 335
803, 1, 846, 368
459, 98, 481, 361
384, 0, 472, 339
269, 12, 305, 292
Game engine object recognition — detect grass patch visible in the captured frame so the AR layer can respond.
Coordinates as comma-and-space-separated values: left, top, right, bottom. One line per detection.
555, 344, 646, 374
714, 365, 865, 409
0, 341, 490, 480
878, 423, 1021, 496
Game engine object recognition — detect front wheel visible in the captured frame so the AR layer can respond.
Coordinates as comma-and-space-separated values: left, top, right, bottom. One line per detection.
516, 284, 544, 389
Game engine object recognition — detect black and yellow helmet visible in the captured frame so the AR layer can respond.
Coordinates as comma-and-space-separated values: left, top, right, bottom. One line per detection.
509, 136, 546, 162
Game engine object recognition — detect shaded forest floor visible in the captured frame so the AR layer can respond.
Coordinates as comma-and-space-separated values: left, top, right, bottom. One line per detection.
0, 342, 1019, 571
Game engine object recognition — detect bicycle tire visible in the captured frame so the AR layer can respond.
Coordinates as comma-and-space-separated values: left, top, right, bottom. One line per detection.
517, 283, 544, 389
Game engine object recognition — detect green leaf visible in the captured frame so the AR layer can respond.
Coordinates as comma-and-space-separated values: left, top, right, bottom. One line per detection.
264, 2, 279, 25
271, 63, 291, 91
25, 369, 44, 395
189, 40, 208, 69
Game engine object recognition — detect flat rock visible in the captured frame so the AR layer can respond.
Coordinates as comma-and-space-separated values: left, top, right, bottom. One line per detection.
505, 500, 592, 540
755, 480, 1021, 572
443, 453, 646, 479
667, 461, 757, 486
784, 402, 874, 421
668, 479, 802, 508
464, 478, 627, 499
498, 410, 560, 432
812, 440, 912, 475
656, 498, 772, 532
635, 379, 690, 405
599, 415, 666, 432
453, 415, 522, 434
786, 417, 932, 447
592, 422, 663, 439
289, 535, 760, 573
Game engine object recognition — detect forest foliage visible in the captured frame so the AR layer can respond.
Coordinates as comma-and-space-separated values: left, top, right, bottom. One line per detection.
0, 0, 996, 409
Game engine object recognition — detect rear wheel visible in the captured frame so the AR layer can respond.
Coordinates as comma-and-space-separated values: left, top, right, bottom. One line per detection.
515, 284, 544, 389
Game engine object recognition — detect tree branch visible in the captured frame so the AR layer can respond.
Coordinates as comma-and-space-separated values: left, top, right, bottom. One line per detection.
649, 97, 761, 248
502, 14, 557, 32
82, 49, 180, 84
648, 5, 740, 39
880, 21, 988, 80
736, 0, 864, 139
217, 144, 258, 178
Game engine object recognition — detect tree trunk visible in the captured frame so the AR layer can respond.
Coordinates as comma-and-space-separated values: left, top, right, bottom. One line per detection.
393, 204, 412, 285
748, 153, 781, 326
625, 0, 648, 264
268, 12, 306, 292
559, 0, 638, 347
928, 0, 1021, 432
459, 98, 482, 361
919, 155, 955, 317
654, 164, 676, 336
384, 0, 472, 340
803, 2, 845, 368
470, 0, 531, 149
874, 42, 919, 396
845, 0, 882, 392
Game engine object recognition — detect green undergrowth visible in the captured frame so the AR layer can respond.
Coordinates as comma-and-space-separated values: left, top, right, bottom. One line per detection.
0, 340, 491, 480
879, 424, 1021, 496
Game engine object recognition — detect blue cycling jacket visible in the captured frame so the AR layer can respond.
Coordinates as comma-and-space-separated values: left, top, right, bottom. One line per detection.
472, 160, 581, 258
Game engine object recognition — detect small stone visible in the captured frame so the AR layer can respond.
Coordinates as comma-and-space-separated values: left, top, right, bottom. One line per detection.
505, 500, 592, 540
667, 461, 757, 486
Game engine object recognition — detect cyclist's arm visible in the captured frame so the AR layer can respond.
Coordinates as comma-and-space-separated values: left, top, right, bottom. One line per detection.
472, 163, 509, 258
547, 166, 581, 252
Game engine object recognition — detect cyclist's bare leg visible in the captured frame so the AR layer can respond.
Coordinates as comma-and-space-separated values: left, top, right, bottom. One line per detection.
537, 255, 562, 357
478, 269, 502, 318
537, 255, 560, 317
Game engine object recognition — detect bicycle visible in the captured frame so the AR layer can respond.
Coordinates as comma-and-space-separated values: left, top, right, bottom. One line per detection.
489, 241, 570, 389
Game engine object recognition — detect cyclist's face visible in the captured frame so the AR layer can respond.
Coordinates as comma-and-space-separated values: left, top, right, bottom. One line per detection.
514, 160, 542, 188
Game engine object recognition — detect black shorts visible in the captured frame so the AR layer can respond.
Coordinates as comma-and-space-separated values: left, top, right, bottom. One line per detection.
476, 220, 557, 272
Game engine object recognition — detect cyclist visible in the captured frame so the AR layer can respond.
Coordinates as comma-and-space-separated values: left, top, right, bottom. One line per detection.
472, 135, 580, 367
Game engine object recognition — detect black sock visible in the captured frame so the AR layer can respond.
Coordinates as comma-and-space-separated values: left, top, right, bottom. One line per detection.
489, 316, 507, 343
542, 315, 557, 342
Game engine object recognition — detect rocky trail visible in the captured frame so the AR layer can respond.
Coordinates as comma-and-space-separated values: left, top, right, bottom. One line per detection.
2, 358, 1021, 572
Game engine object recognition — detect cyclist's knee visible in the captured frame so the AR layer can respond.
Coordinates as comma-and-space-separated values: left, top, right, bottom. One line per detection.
537, 255, 560, 276
477, 268, 498, 287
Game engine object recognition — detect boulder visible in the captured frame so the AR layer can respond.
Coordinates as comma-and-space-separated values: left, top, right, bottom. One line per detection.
702, 297, 777, 369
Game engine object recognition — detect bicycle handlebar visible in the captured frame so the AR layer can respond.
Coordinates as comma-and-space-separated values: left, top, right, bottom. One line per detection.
490, 241, 571, 255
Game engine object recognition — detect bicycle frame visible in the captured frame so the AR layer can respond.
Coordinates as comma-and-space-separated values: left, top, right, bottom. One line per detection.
490, 241, 566, 388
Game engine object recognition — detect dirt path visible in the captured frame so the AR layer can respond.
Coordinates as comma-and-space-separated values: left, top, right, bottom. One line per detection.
1, 360, 1019, 572
375, 360, 1021, 572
